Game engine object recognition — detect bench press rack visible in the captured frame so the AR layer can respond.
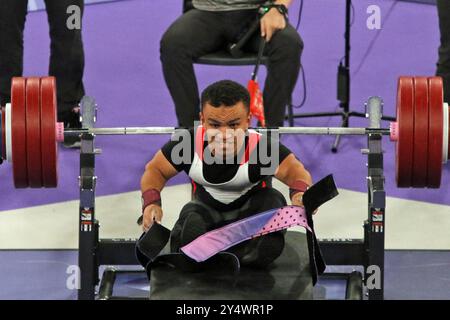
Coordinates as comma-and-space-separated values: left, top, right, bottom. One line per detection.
76, 96, 386, 300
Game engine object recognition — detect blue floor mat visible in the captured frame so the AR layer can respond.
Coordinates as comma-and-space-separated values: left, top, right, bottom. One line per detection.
0, 250, 448, 300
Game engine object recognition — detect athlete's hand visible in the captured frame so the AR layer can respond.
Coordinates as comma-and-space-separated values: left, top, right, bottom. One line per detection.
143, 204, 163, 231
291, 192, 318, 215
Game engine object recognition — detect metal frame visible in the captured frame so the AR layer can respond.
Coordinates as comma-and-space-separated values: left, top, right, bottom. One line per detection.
76, 96, 386, 300
77, 99, 99, 300
317, 97, 386, 300
77, 98, 146, 300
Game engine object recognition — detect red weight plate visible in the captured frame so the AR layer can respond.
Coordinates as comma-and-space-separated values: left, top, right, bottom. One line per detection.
40, 77, 58, 187
11, 77, 28, 188
395, 77, 414, 187
26, 78, 43, 187
411, 77, 429, 188
427, 77, 444, 188
1, 107, 5, 160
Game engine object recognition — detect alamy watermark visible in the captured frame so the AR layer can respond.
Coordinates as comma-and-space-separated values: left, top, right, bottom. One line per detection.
66, 265, 81, 290
66, 5, 81, 30
366, 265, 381, 290
367, 5, 381, 30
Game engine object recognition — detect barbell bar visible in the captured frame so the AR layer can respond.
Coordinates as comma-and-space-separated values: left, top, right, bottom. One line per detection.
64, 126, 390, 136
0, 76, 449, 189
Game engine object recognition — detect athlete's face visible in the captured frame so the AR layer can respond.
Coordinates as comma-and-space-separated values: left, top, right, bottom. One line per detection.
200, 102, 251, 158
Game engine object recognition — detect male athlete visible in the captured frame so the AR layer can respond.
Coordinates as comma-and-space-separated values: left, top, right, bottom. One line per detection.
139, 80, 312, 267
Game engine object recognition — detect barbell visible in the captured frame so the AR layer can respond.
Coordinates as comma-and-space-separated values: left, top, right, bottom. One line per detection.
0, 76, 449, 189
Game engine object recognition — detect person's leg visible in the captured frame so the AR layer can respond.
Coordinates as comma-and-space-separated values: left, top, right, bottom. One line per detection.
171, 188, 287, 268
436, 0, 450, 103
247, 24, 303, 127
228, 187, 288, 268
0, 0, 28, 106
44, 0, 85, 123
169, 186, 285, 251
170, 200, 224, 252
160, 9, 229, 128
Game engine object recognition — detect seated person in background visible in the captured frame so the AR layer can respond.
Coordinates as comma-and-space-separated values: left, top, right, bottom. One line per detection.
160, 0, 302, 128
436, 0, 450, 103
139, 80, 312, 268
0, 0, 85, 129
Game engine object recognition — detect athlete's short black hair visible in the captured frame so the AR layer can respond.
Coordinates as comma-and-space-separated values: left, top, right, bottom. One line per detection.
201, 80, 250, 113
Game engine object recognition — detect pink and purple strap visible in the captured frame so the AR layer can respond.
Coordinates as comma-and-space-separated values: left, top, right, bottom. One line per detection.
181, 206, 311, 262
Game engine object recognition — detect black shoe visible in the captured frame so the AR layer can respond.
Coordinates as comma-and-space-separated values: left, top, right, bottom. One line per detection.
63, 136, 81, 149
231, 231, 285, 269
62, 110, 82, 148
179, 212, 208, 247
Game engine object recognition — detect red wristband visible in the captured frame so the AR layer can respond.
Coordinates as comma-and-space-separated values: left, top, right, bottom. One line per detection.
289, 180, 310, 200
141, 189, 161, 213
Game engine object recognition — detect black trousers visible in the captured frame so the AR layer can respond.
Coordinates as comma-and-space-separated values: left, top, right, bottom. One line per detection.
160, 9, 303, 127
170, 187, 288, 267
437, 0, 450, 103
0, 0, 85, 121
